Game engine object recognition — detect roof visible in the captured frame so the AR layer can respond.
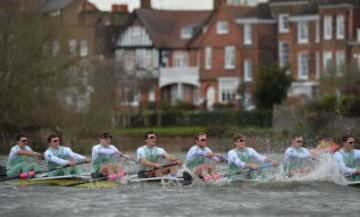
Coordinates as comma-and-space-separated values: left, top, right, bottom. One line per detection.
130, 8, 212, 49
242, 3, 273, 19
41, 0, 74, 12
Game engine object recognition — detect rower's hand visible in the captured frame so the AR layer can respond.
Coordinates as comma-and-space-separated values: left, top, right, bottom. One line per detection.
84, 158, 91, 164
154, 163, 163, 168
32, 152, 45, 160
354, 170, 360, 175
174, 159, 182, 165
68, 160, 77, 167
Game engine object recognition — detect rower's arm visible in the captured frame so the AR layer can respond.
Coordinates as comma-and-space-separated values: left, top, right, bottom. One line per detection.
139, 158, 161, 168
44, 151, 69, 166
65, 147, 86, 162
228, 151, 246, 168
333, 153, 356, 175
248, 148, 266, 162
163, 152, 178, 162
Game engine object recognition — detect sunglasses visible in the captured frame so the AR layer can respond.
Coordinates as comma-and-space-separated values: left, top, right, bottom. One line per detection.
237, 139, 245, 142
20, 139, 28, 143
347, 141, 355, 144
148, 136, 156, 139
295, 140, 304, 143
52, 139, 59, 143
199, 138, 207, 142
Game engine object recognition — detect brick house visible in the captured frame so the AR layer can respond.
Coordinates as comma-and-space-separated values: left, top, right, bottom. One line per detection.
270, 0, 360, 101
113, 0, 213, 113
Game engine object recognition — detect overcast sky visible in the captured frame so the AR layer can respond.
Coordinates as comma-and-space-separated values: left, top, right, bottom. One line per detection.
89, 0, 213, 11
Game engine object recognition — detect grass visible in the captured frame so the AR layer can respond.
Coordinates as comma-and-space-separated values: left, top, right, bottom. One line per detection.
115, 126, 272, 137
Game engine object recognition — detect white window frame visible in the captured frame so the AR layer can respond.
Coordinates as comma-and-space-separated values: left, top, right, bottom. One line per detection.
336, 15, 345, 40
244, 59, 253, 82
52, 40, 60, 57
224, 46, 235, 70
323, 51, 333, 75
217, 21, 229, 34
358, 28, 360, 42
279, 41, 289, 67
68, 39, 77, 56
298, 21, 309, 44
243, 23, 252, 45
218, 78, 239, 103
298, 52, 309, 80
316, 20, 320, 43
316, 52, 320, 79
205, 47, 212, 70
173, 51, 189, 67
324, 16, 333, 40
336, 50, 345, 76
79, 39, 88, 57
278, 14, 289, 33
181, 27, 192, 39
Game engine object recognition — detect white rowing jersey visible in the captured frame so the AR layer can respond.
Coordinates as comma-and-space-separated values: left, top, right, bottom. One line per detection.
227, 147, 266, 168
8, 145, 32, 161
185, 145, 220, 161
283, 147, 311, 162
333, 149, 360, 174
45, 146, 86, 166
92, 144, 120, 161
136, 145, 166, 162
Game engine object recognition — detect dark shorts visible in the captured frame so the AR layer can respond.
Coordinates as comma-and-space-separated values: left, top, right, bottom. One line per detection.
91, 170, 106, 179
137, 170, 150, 178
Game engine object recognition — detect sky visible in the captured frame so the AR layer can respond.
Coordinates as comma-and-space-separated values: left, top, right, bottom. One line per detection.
89, 0, 213, 11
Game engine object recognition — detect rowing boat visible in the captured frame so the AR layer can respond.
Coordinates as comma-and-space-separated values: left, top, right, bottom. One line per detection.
4, 172, 193, 188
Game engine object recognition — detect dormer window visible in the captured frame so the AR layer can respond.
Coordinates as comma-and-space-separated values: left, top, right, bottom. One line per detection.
217, 21, 229, 34
50, 10, 61, 17
181, 26, 193, 39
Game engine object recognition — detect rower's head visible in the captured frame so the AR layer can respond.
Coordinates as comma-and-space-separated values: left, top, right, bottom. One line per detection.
48, 134, 61, 149
233, 134, 246, 150
99, 132, 112, 146
342, 135, 356, 152
144, 131, 157, 147
194, 132, 207, 148
292, 135, 304, 148
16, 134, 28, 148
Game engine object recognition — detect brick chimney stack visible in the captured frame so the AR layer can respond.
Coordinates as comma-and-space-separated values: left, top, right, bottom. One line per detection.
112, 4, 128, 13
140, 0, 151, 9
214, 0, 226, 10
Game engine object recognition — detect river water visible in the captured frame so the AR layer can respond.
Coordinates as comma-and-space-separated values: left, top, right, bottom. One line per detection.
0, 154, 359, 217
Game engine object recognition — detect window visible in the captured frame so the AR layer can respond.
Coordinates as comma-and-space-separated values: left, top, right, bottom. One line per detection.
219, 79, 239, 103
202, 25, 208, 34
224, 46, 235, 69
357, 28, 360, 42
173, 51, 189, 67
279, 41, 289, 67
336, 15, 345, 40
324, 16, 333, 40
298, 21, 309, 44
336, 50, 345, 75
243, 23, 252, 45
217, 21, 229, 34
79, 40, 88, 57
244, 59, 253, 82
181, 27, 193, 39
278, 14, 289, 33
298, 53, 309, 80
205, 47, 212, 70
323, 51, 333, 75
68, 39, 77, 56
52, 40, 60, 57
316, 20, 320, 43
316, 52, 320, 79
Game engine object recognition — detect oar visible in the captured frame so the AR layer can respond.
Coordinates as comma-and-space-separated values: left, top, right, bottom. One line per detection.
126, 162, 180, 176
223, 163, 273, 178
0, 161, 87, 182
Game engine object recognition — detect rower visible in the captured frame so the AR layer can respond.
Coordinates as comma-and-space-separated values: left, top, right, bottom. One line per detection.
185, 132, 222, 182
283, 134, 313, 177
227, 134, 278, 179
333, 135, 360, 181
6, 134, 43, 178
91, 132, 131, 180
44, 134, 90, 176
136, 131, 181, 178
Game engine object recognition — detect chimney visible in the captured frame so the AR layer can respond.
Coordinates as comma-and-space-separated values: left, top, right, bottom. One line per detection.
140, 0, 151, 9
214, 0, 226, 10
112, 4, 128, 13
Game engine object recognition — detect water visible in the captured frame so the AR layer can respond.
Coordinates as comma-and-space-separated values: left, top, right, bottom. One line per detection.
1, 155, 360, 217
